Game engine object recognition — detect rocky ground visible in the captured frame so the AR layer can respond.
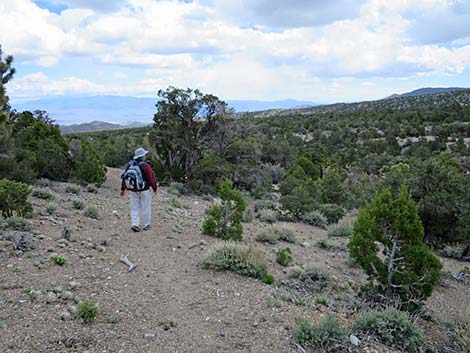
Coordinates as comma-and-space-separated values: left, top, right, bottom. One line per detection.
0, 168, 469, 353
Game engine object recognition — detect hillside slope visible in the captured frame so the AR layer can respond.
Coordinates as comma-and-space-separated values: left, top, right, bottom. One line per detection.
0, 169, 468, 352
247, 89, 470, 118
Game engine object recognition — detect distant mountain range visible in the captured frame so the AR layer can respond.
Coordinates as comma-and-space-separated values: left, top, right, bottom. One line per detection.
11, 87, 470, 133
248, 88, 470, 118
60, 120, 150, 134
385, 87, 468, 99
11, 96, 317, 126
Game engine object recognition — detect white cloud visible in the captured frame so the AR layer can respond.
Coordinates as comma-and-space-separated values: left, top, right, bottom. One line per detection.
113, 72, 128, 79
9, 72, 111, 99
212, 0, 367, 29
1, 0, 470, 102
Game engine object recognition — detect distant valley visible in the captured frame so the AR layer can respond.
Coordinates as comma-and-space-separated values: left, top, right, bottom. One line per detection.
11, 87, 470, 133
12, 96, 317, 127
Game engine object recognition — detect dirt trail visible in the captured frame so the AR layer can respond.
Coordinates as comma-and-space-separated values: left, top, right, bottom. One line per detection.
0, 168, 469, 353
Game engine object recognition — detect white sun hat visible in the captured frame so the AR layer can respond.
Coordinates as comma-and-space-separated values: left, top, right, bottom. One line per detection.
133, 147, 149, 159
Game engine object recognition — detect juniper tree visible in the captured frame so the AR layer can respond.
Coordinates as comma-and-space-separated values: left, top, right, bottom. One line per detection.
151, 86, 230, 182
348, 187, 442, 310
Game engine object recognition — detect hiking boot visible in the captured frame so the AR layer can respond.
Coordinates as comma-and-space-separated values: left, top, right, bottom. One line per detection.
143, 224, 151, 231
131, 225, 141, 232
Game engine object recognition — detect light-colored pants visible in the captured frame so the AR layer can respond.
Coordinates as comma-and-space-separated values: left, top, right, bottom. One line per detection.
129, 190, 151, 228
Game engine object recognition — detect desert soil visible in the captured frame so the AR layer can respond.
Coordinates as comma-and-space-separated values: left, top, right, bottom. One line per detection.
0, 168, 469, 353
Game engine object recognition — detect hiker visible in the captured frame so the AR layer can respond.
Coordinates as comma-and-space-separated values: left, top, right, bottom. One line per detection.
120, 147, 157, 232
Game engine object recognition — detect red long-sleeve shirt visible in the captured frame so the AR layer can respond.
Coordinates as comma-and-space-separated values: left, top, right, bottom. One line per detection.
121, 161, 157, 192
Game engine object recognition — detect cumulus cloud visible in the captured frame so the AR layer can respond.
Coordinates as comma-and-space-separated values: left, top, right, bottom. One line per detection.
35, 0, 127, 12
8, 72, 112, 99
405, 1, 470, 44
1, 0, 470, 102
212, 0, 367, 28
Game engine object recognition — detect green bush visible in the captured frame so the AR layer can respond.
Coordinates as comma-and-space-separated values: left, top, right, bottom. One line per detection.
105, 314, 122, 324
291, 156, 321, 181
276, 247, 293, 267
262, 274, 275, 285
319, 170, 346, 205
300, 211, 327, 229
0, 179, 32, 217
36, 178, 49, 187
349, 188, 442, 310
316, 239, 335, 250
51, 256, 65, 266
71, 139, 107, 187
0, 216, 33, 232
441, 244, 468, 260
242, 205, 255, 222
72, 200, 85, 210
354, 308, 423, 351
291, 267, 331, 293
409, 155, 470, 245
279, 164, 320, 217
169, 182, 184, 196
257, 209, 278, 223
255, 231, 278, 244
445, 320, 470, 353
65, 185, 80, 195
293, 316, 348, 347
327, 223, 353, 238
202, 180, 246, 241
84, 207, 99, 219
46, 203, 57, 215
273, 226, 297, 244
201, 241, 267, 279
11, 111, 73, 181
253, 199, 275, 212
32, 188, 54, 200
78, 300, 99, 323
317, 204, 345, 224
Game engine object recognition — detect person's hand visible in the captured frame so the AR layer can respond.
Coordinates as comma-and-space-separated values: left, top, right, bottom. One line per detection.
120, 190, 125, 197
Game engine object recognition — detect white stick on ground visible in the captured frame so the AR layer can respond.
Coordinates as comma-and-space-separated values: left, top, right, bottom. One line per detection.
120, 255, 137, 272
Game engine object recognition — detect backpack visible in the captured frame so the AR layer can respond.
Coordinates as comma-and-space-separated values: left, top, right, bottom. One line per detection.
121, 160, 147, 191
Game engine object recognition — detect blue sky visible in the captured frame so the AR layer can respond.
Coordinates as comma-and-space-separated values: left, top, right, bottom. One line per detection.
1, 0, 469, 104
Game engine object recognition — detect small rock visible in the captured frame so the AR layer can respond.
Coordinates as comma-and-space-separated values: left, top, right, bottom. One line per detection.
252, 322, 259, 328
144, 333, 155, 339
68, 281, 81, 290
46, 292, 57, 303
98, 246, 106, 253
47, 247, 54, 252
420, 309, 433, 321
302, 242, 311, 248
349, 334, 360, 346
67, 305, 78, 315
38, 234, 45, 240
53, 286, 63, 293
0, 299, 6, 305
218, 330, 225, 337
61, 291, 74, 300
59, 310, 72, 321
199, 240, 207, 246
